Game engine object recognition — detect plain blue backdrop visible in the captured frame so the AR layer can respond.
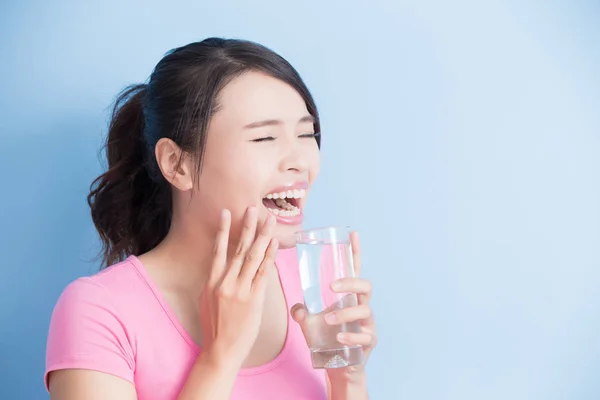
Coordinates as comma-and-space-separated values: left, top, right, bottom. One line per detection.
1, 1, 599, 399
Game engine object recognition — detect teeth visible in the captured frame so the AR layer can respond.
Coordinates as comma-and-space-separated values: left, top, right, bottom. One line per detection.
264, 188, 306, 200
263, 187, 306, 218
267, 207, 301, 217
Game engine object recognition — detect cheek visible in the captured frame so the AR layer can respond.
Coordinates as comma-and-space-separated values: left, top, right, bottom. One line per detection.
196, 167, 259, 211
308, 149, 321, 183
194, 148, 272, 226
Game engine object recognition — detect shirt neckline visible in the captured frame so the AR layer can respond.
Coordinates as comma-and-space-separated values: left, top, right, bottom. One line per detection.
128, 254, 294, 376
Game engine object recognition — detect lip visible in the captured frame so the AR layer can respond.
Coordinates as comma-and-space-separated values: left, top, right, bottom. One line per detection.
265, 181, 309, 194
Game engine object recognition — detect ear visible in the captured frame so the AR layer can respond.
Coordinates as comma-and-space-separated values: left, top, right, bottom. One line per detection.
155, 138, 194, 191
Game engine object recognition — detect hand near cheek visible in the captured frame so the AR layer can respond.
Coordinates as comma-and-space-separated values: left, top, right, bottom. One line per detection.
291, 231, 378, 380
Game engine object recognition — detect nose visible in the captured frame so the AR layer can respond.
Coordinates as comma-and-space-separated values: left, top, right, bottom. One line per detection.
279, 138, 309, 173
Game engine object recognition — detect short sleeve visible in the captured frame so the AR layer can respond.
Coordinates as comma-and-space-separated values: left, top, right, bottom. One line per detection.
44, 277, 135, 390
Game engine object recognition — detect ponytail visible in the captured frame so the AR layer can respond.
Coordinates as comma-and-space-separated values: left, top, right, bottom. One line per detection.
88, 84, 172, 268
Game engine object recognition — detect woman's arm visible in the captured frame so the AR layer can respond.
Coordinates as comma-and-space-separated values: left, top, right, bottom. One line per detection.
49, 370, 137, 400
48, 349, 239, 400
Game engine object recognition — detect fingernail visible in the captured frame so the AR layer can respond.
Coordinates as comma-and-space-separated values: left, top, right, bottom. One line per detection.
331, 281, 342, 291
325, 313, 337, 324
337, 333, 347, 342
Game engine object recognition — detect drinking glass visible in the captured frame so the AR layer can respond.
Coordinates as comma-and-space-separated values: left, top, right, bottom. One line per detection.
295, 226, 364, 369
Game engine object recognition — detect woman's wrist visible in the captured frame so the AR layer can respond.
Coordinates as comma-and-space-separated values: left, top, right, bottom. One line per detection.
205, 339, 247, 370
177, 345, 243, 400
327, 370, 368, 400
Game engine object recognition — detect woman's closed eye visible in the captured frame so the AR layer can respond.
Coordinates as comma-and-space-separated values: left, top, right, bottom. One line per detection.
299, 132, 320, 139
250, 132, 320, 143
251, 136, 276, 143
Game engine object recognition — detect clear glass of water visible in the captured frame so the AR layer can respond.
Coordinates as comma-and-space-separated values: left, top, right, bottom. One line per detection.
295, 226, 364, 369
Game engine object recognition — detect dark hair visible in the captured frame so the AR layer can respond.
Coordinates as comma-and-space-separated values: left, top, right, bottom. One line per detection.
87, 37, 321, 268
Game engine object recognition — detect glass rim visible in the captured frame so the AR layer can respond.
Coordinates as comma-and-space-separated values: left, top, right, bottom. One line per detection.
294, 225, 352, 236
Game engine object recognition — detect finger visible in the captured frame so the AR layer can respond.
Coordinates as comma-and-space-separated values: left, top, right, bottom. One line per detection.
337, 332, 375, 348
331, 278, 372, 298
332, 277, 372, 306
208, 209, 231, 285
239, 214, 276, 284
350, 231, 362, 276
227, 206, 258, 278
251, 238, 279, 291
324, 304, 371, 325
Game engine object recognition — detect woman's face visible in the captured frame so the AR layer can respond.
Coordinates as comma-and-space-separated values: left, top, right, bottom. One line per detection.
186, 70, 321, 249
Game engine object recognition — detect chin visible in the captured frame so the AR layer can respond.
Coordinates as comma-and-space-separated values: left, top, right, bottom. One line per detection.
274, 224, 302, 250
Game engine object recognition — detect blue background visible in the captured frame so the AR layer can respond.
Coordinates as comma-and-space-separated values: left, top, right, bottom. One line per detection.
1, 1, 599, 398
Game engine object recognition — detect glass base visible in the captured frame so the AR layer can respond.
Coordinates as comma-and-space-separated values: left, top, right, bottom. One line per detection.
310, 345, 364, 369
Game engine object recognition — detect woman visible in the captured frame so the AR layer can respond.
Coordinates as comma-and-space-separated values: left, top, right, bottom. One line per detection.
45, 37, 377, 400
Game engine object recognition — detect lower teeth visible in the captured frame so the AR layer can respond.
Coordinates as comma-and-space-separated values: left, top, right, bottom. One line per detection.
268, 207, 300, 217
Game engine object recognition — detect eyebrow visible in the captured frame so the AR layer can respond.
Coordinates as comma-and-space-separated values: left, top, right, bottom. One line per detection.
243, 115, 316, 129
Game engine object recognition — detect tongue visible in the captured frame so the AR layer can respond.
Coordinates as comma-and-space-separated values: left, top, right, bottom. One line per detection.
262, 198, 278, 209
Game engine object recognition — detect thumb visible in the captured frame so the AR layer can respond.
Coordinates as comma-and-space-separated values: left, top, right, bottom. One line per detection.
290, 303, 308, 325
290, 303, 317, 349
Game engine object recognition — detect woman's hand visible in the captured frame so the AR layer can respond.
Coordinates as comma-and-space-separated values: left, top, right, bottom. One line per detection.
291, 231, 377, 386
199, 207, 279, 369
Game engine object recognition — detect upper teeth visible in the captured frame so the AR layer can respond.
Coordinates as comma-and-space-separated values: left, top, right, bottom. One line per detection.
265, 189, 306, 200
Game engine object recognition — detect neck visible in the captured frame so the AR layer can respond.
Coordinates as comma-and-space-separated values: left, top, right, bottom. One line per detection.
144, 210, 245, 297
143, 213, 216, 296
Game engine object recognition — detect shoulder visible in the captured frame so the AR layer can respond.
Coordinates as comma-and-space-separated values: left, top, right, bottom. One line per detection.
47, 256, 151, 341
54, 255, 151, 310
45, 257, 145, 390
50, 257, 145, 321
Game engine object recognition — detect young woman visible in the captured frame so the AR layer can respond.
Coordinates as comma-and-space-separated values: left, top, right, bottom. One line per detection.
45, 37, 377, 400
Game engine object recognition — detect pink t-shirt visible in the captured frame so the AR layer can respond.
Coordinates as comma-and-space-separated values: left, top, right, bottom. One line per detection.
44, 248, 327, 399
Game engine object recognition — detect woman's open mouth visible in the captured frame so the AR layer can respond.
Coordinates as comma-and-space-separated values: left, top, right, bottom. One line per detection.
262, 188, 305, 217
